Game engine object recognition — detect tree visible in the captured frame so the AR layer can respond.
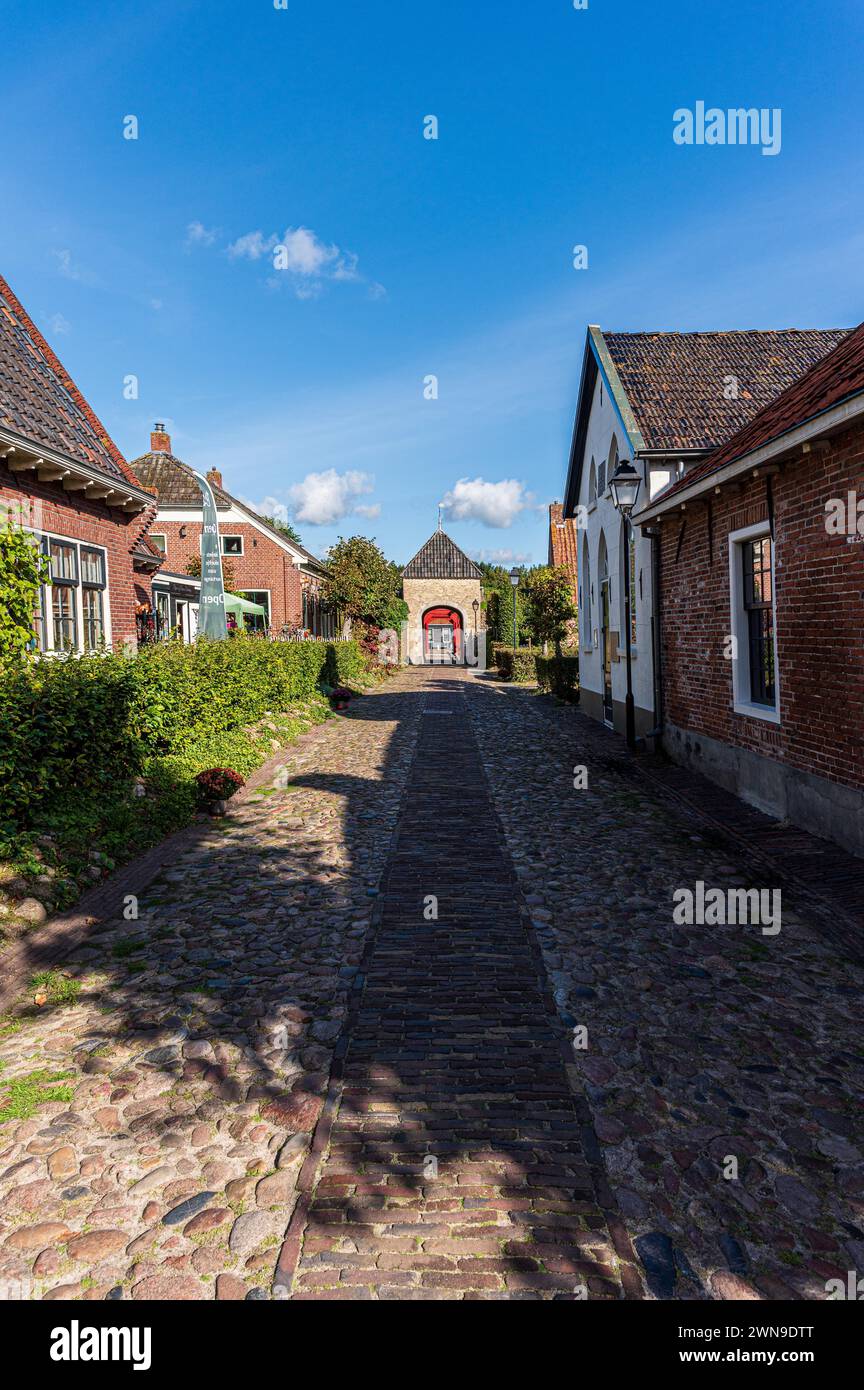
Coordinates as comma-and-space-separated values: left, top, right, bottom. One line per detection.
521, 565, 577, 654
185, 554, 238, 593
269, 517, 304, 546
323, 536, 407, 629
0, 521, 50, 657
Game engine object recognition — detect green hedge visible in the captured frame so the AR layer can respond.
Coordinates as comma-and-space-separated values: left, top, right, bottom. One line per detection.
0, 637, 362, 833
535, 653, 579, 699
495, 646, 538, 683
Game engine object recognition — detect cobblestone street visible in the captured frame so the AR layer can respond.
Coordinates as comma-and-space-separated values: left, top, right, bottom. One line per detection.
1, 668, 861, 1301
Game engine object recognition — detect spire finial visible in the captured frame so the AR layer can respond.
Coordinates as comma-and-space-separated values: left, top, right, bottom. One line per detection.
437, 504, 443, 533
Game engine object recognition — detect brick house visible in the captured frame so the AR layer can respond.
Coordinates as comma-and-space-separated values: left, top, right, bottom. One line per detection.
561, 326, 848, 740
0, 272, 160, 653
635, 321, 864, 856
130, 426, 332, 639
548, 501, 579, 644
402, 527, 485, 664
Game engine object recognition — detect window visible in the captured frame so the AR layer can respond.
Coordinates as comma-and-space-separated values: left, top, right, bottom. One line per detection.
729, 523, 779, 722
743, 537, 775, 706
237, 590, 270, 629
35, 535, 110, 654
150, 533, 167, 554
221, 535, 243, 556
581, 534, 592, 648
81, 547, 105, 649
588, 459, 597, 504
49, 540, 78, 650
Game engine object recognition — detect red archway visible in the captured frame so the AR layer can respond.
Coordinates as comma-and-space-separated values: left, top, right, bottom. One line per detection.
422, 606, 463, 663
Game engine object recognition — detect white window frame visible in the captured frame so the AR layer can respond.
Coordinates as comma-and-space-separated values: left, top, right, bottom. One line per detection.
150, 532, 167, 555
728, 520, 780, 724
28, 530, 112, 655
221, 534, 244, 556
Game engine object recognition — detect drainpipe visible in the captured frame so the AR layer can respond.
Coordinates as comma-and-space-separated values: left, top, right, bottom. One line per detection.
639, 522, 664, 751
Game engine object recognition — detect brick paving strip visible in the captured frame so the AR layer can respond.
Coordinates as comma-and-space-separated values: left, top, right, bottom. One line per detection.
277, 668, 641, 1300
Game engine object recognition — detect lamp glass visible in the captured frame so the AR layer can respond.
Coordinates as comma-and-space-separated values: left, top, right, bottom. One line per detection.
610, 459, 642, 516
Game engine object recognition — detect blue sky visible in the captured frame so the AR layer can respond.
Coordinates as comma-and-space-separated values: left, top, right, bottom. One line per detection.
3, 0, 863, 564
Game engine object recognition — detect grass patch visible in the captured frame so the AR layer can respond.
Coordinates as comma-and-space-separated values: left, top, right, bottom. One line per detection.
31, 970, 82, 1006
0, 1063, 75, 1123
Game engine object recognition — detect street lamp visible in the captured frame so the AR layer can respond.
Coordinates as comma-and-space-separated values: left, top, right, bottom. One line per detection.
609, 458, 642, 750
509, 567, 520, 651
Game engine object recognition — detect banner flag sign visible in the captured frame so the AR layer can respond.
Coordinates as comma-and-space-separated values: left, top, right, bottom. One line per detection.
191, 470, 228, 640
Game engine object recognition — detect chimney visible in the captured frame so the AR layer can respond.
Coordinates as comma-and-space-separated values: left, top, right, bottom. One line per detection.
150, 422, 171, 453
206, 468, 223, 490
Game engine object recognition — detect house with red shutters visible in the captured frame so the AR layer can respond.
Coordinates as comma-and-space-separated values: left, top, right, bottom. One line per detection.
0, 273, 160, 653
131, 426, 332, 640
635, 321, 864, 857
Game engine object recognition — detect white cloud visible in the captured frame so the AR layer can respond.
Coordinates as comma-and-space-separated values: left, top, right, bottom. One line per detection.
51, 248, 99, 287
226, 225, 371, 298
46, 312, 70, 335
471, 547, 533, 565
185, 220, 219, 248
441, 477, 532, 529
227, 230, 275, 261
288, 469, 377, 526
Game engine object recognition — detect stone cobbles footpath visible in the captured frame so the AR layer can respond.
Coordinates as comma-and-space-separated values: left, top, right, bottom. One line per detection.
0, 673, 420, 1302
467, 675, 864, 1301
2, 666, 862, 1303
285, 672, 637, 1301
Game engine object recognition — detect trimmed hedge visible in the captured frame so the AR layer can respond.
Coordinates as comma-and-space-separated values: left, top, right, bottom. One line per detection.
495, 646, 538, 684
535, 653, 579, 700
0, 637, 363, 833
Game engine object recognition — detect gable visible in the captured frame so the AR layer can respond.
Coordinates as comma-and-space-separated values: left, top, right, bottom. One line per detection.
403, 530, 481, 580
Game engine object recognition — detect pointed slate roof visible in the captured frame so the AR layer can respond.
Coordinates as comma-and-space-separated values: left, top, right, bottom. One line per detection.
0, 272, 144, 489
403, 529, 481, 580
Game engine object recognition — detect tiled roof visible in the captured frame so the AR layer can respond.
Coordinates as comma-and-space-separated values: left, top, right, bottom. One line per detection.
131, 449, 324, 568
654, 319, 864, 504
604, 329, 849, 452
548, 503, 578, 584
132, 451, 233, 507
403, 530, 481, 580
0, 272, 143, 488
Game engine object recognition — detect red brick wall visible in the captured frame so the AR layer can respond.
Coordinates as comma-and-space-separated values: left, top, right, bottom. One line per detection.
659, 420, 864, 793
154, 520, 303, 629
0, 464, 152, 651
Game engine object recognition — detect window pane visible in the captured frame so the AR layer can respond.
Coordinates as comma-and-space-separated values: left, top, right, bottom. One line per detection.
80, 547, 104, 585
49, 540, 77, 581
52, 585, 78, 649
82, 588, 104, 650
222, 536, 242, 555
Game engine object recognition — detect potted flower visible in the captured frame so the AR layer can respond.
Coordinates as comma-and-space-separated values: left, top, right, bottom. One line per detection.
331, 686, 352, 711
195, 767, 246, 816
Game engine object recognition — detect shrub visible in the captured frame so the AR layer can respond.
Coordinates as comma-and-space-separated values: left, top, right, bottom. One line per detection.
535, 653, 580, 700
0, 636, 361, 834
495, 647, 538, 683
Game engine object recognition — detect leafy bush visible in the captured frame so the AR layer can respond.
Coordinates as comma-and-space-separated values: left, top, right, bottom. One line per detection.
0, 521, 51, 658
495, 647, 538, 683
535, 653, 580, 699
0, 636, 361, 834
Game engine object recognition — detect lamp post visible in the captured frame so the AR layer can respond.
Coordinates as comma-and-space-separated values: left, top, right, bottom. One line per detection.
509, 567, 520, 651
609, 458, 642, 750
472, 598, 479, 665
